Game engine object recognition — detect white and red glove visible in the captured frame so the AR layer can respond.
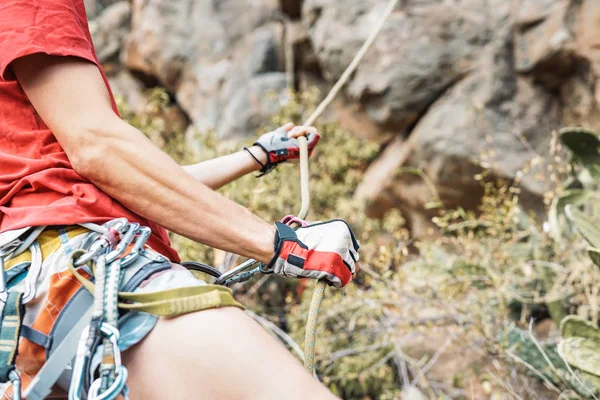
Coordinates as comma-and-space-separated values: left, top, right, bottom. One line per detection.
266, 220, 359, 288
253, 125, 320, 175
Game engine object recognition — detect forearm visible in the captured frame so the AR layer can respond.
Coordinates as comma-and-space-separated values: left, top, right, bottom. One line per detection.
77, 119, 275, 262
183, 147, 266, 190
11, 53, 275, 261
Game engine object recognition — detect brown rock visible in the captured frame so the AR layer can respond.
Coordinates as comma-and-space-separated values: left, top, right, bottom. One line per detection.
303, 0, 510, 131
89, 1, 131, 63
108, 70, 148, 114
356, 27, 562, 228
355, 1, 600, 225
124, 0, 287, 138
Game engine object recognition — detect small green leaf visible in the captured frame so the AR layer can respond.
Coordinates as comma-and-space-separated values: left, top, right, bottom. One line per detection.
565, 205, 600, 248
560, 315, 600, 341
549, 190, 588, 241
558, 337, 600, 377
588, 248, 600, 270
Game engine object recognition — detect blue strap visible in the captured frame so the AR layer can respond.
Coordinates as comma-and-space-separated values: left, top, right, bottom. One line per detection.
58, 228, 73, 257
0, 292, 24, 382
21, 325, 51, 350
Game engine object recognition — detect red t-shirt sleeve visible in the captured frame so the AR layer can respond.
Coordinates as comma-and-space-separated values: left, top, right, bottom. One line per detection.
0, 0, 98, 80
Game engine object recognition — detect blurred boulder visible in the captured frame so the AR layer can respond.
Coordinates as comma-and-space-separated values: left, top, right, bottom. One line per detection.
219, 73, 288, 140
279, 0, 302, 19
354, 0, 600, 226
108, 70, 148, 114
407, 30, 561, 198
303, 0, 507, 131
123, 0, 287, 138
514, 0, 600, 123
89, 1, 131, 62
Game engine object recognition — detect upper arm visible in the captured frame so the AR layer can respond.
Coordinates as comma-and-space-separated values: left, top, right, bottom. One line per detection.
12, 54, 118, 151
1, 0, 122, 163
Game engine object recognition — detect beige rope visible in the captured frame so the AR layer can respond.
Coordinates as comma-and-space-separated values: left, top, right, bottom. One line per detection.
300, 0, 400, 373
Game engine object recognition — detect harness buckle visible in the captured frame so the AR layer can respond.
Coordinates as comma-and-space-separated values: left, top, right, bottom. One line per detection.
8, 370, 21, 400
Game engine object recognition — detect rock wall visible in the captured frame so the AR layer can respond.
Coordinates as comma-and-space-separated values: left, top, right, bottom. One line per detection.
90, 0, 600, 231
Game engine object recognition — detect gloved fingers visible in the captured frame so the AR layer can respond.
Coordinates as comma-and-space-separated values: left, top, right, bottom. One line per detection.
272, 125, 292, 137
307, 132, 320, 151
287, 125, 318, 139
353, 262, 360, 279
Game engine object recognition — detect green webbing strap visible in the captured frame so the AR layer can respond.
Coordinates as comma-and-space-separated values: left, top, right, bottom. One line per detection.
68, 250, 244, 317
0, 292, 24, 382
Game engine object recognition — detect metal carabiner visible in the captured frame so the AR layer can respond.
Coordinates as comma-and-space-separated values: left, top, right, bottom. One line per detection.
214, 258, 260, 285
9, 370, 22, 400
68, 327, 91, 400
104, 218, 129, 234
222, 266, 262, 286
280, 214, 308, 227
105, 223, 139, 264
87, 366, 128, 400
74, 218, 130, 267
121, 227, 151, 268
98, 323, 122, 367
87, 323, 128, 400
0, 258, 8, 303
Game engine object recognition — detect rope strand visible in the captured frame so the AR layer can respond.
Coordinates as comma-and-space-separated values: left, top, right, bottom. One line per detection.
300, 0, 400, 373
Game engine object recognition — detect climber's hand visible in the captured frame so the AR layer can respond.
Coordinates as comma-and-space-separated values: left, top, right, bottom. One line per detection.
267, 220, 359, 288
254, 123, 320, 172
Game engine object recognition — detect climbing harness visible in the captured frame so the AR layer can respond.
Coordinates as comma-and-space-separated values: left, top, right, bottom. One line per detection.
0, 221, 241, 400
1, 0, 398, 398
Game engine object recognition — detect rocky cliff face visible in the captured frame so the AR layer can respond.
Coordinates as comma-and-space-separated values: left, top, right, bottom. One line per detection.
89, 0, 600, 231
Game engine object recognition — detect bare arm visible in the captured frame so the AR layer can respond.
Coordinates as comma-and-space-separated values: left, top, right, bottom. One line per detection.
12, 54, 275, 262
183, 147, 265, 190
183, 123, 313, 190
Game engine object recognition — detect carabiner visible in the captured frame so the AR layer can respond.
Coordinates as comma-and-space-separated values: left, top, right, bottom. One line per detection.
222, 267, 262, 286
280, 215, 308, 227
100, 324, 121, 364
0, 258, 8, 302
215, 258, 259, 285
68, 327, 91, 400
106, 223, 139, 264
87, 366, 128, 400
121, 227, 151, 267
9, 370, 22, 400
74, 218, 129, 267
87, 323, 128, 400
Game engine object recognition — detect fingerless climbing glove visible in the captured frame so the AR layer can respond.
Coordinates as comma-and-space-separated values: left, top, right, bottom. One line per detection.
253, 127, 320, 175
266, 220, 359, 288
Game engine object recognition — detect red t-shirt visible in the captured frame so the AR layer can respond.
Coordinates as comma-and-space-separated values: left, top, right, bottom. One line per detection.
0, 0, 180, 261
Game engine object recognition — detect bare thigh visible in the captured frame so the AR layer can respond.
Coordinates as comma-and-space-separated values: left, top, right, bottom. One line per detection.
121, 307, 338, 400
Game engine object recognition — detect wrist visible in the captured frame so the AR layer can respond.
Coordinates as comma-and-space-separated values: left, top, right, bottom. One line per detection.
256, 223, 276, 264
247, 145, 268, 166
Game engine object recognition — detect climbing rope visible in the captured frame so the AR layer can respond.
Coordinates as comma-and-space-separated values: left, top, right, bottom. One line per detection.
298, 0, 400, 373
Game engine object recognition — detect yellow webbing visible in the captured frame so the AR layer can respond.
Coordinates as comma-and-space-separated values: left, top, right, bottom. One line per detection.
68, 250, 244, 317
4, 227, 89, 270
